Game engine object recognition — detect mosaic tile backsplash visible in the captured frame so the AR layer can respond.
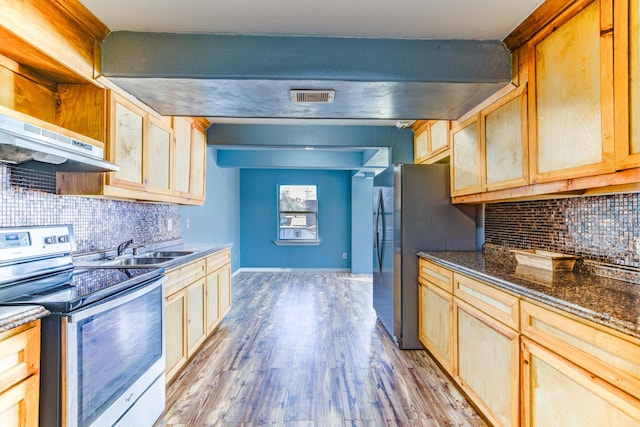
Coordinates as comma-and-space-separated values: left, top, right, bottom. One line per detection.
0, 164, 181, 253
484, 193, 640, 268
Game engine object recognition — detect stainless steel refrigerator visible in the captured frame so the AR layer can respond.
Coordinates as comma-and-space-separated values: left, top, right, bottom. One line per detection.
373, 163, 477, 349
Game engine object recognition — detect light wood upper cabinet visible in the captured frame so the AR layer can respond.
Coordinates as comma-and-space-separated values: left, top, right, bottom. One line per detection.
173, 117, 192, 196
451, 116, 483, 196
614, 0, 640, 169
528, 0, 615, 183
172, 117, 207, 204
189, 126, 206, 201
413, 120, 450, 164
146, 115, 173, 195
108, 93, 145, 190
482, 85, 529, 191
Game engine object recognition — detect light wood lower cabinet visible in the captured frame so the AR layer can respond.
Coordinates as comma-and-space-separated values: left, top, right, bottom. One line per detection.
454, 298, 520, 427
419, 260, 640, 427
164, 289, 188, 382
418, 277, 454, 374
165, 249, 232, 383
0, 320, 40, 427
522, 337, 640, 427
187, 279, 207, 356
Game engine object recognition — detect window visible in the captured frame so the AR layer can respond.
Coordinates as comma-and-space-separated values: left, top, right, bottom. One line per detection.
278, 185, 319, 243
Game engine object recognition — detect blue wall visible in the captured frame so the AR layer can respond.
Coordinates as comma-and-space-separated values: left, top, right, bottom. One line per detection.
240, 169, 351, 269
351, 175, 373, 273
180, 147, 241, 272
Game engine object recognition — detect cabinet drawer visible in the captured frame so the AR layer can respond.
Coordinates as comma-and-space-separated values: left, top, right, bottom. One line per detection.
165, 259, 206, 296
453, 273, 519, 330
206, 249, 230, 273
521, 300, 640, 401
418, 259, 453, 293
0, 322, 40, 394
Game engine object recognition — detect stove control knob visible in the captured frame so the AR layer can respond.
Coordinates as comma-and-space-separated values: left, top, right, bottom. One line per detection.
44, 236, 57, 245
58, 235, 69, 243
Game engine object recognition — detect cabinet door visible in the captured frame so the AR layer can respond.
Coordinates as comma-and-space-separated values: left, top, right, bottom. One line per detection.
454, 298, 519, 427
522, 337, 640, 427
418, 277, 453, 374
173, 117, 192, 196
145, 115, 173, 195
451, 116, 483, 196
430, 120, 450, 156
165, 289, 188, 382
219, 265, 231, 316
414, 123, 429, 164
206, 271, 221, 335
528, 0, 614, 182
189, 126, 206, 201
0, 375, 39, 427
187, 278, 207, 356
521, 301, 640, 401
108, 93, 145, 190
482, 86, 529, 191
614, 0, 640, 169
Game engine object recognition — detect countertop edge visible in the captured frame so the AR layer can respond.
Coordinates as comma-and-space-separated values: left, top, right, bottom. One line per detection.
418, 251, 640, 340
0, 305, 50, 333
160, 243, 232, 271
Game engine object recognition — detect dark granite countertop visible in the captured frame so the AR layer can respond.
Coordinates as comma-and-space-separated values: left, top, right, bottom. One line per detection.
417, 251, 640, 340
0, 305, 49, 333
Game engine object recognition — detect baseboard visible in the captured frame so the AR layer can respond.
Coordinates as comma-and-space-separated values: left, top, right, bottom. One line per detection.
234, 268, 352, 273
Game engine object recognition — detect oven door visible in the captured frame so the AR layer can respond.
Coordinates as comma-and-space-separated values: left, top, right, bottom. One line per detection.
64, 276, 166, 427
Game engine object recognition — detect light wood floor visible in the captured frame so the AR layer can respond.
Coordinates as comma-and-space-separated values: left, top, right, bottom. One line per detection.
156, 272, 487, 427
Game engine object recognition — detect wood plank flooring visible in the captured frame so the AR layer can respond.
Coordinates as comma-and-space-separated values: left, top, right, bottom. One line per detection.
155, 272, 487, 426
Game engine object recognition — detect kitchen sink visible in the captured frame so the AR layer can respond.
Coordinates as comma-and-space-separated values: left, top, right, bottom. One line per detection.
102, 257, 174, 266
137, 251, 196, 258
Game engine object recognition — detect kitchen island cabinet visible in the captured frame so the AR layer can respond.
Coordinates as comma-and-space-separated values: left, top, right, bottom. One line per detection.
164, 247, 232, 384
0, 320, 40, 427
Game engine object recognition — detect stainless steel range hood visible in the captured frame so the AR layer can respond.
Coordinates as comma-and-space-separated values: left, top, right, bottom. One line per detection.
0, 113, 119, 172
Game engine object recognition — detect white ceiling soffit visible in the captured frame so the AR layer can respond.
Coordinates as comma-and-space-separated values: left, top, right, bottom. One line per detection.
79, 0, 544, 40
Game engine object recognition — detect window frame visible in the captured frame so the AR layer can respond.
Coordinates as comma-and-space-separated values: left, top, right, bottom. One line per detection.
275, 184, 321, 246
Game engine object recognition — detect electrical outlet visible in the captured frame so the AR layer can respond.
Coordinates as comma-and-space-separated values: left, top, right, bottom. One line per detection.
167, 218, 173, 232
186, 218, 190, 229
636, 237, 640, 256
342, 252, 347, 259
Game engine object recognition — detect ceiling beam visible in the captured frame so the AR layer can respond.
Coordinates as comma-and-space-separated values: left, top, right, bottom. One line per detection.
99, 32, 512, 120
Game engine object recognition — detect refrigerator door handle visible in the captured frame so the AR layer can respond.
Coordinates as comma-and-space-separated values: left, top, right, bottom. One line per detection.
375, 190, 383, 274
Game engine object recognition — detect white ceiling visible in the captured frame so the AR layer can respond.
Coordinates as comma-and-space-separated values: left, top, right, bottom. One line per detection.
79, 0, 543, 40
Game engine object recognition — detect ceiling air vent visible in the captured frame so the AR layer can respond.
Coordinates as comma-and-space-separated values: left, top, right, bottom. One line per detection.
290, 89, 335, 104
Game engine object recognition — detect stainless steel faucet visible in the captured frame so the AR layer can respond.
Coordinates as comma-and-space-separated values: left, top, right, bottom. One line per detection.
116, 239, 134, 257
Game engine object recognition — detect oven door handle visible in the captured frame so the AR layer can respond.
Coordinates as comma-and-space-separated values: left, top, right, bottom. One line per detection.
67, 276, 166, 323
